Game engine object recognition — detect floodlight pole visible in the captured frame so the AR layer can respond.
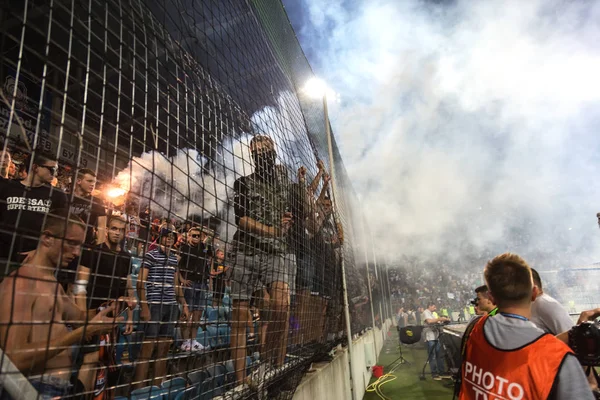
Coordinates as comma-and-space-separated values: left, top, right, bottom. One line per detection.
322, 94, 357, 400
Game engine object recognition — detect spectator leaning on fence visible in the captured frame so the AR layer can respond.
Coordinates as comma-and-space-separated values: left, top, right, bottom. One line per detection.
230, 135, 296, 384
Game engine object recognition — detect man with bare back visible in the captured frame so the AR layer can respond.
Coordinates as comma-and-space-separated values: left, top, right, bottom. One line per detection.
0, 210, 121, 399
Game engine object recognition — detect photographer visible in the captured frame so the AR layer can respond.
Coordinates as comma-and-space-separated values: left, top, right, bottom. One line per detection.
457, 253, 593, 400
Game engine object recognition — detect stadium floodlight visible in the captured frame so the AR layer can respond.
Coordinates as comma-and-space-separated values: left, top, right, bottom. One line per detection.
302, 77, 339, 102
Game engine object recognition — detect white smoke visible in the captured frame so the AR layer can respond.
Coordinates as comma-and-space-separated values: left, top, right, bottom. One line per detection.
294, 0, 600, 271
113, 91, 310, 245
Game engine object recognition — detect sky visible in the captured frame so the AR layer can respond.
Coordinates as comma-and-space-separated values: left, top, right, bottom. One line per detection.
282, 0, 600, 273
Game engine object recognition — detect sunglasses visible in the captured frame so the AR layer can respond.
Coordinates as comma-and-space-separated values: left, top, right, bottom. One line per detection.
39, 165, 58, 175
190, 234, 201, 238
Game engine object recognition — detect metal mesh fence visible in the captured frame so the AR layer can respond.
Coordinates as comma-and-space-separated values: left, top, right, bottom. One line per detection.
0, 0, 389, 399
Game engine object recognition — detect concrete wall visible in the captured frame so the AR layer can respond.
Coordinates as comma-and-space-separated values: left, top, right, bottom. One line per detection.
293, 319, 392, 400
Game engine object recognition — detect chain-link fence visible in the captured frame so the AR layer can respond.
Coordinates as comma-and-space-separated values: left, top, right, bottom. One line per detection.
0, 0, 390, 399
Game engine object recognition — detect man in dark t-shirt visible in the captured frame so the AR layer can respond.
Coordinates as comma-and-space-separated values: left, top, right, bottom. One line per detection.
0, 152, 68, 263
79, 215, 133, 313
179, 226, 211, 352
69, 168, 106, 245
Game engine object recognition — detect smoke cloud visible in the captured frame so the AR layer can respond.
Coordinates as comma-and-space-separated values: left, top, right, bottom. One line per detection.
292, 0, 600, 270
113, 91, 312, 244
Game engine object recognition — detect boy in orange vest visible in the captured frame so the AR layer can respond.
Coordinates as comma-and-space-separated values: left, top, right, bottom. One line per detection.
458, 253, 594, 400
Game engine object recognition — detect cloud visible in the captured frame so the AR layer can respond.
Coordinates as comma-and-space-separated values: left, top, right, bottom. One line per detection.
297, 0, 600, 270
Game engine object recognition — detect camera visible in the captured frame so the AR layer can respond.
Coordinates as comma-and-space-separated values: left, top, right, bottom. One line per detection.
568, 320, 600, 366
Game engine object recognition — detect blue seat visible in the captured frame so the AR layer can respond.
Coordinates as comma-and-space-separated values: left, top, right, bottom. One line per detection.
199, 378, 215, 400
217, 306, 230, 321
224, 360, 235, 375
206, 307, 219, 322
173, 386, 199, 400
131, 257, 142, 274
187, 369, 209, 385
204, 326, 217, 348
160, 377, 187, 400
206, 364, 227, 387
196, 330, 210, 349
218, 325, 231, 346
130, 385, 164, 400
205, 325, 231, 348
224, 360, 236, 384
222, 293, 231, 307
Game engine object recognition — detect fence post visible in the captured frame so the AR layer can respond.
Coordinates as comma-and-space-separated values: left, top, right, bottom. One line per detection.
323, 93, 356, 400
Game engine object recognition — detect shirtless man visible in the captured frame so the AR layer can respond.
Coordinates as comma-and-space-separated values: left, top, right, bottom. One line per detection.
0, 210, 121, 399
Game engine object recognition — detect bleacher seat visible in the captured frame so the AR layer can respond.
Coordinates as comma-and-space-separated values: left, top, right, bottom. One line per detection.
160, 377, 187, 400
204, 326, 217, 348
187, 369, 209, 385
199, 378, 215, 400
131, 257, 142, 275
206, 307, 219, 322
222, 294, 232, 308
225, 360, 235, 382
203, 375, 224, 398
196, 329, 210, 349
173, 386, 199, 400
219, 325, 231, 345
130, 385, 164, 400
205, 364, 226, 387
205, 325, 231, 349
217, 306, 230, 321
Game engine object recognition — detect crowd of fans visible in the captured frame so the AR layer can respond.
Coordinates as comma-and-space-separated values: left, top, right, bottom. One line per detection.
388, 258, 482, 325
0, 138, 346, 399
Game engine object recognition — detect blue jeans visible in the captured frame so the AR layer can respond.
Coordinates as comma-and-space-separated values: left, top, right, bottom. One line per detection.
30, 377, 72, 399
426, 340, 445, 375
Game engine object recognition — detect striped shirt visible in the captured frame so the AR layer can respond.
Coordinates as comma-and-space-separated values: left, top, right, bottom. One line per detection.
142, 247, 179, 305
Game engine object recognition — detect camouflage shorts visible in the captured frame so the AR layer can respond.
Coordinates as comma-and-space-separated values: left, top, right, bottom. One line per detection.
229, 252, 296, 301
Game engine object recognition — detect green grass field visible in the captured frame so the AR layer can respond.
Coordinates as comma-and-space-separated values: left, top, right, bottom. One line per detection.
363, 331, 454, 400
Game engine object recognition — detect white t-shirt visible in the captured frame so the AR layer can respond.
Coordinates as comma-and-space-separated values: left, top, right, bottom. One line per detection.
422, 309, 438, 341
530, 293, 574, 334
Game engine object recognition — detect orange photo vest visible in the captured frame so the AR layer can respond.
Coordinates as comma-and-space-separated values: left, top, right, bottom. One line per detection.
459, 314, 572, 400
